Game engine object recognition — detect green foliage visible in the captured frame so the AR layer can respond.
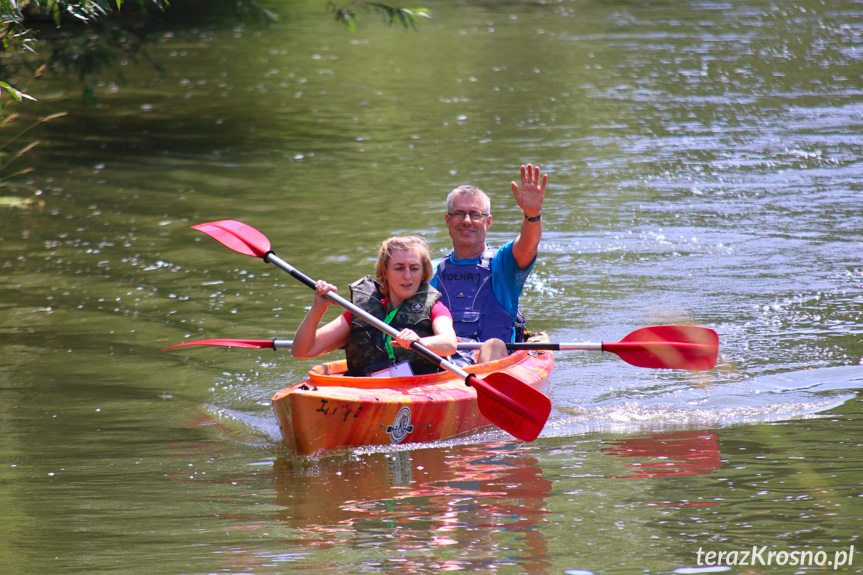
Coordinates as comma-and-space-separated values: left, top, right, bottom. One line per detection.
328, 1, 431, 31
0, 1, 158, 110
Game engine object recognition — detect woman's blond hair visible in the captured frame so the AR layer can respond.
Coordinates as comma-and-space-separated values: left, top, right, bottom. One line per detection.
375, 236, 434, 292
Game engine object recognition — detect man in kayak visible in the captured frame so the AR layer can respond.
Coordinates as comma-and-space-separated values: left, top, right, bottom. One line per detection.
431, 163, 547, 365
291, 236, 457, 377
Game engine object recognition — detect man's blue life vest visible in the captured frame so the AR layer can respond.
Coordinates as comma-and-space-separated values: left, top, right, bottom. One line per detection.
343, 275, 442, 377
434, 248, 525, 343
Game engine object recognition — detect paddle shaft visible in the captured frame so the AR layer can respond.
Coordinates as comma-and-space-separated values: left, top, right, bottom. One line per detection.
263, 251, 539, 421
178, 340, 707, 353
458, 342, 601, 351
197, 339, 603, 351
224, 341, 603, 351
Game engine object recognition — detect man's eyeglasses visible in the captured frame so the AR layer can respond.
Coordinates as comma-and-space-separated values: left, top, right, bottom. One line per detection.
447, 211, 488, 221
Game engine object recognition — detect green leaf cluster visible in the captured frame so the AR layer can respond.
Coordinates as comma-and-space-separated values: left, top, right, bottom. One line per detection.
1, 1, 165, 111
328, 1, 431, 32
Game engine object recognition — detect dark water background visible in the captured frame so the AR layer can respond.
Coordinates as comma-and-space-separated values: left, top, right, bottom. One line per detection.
2, 0, 862, 572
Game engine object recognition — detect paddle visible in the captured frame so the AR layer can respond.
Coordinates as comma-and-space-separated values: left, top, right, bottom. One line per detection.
186, 219, 551, 442
463, 325, 719, 371
164, 338, 295, 351
164, 325, 719, 371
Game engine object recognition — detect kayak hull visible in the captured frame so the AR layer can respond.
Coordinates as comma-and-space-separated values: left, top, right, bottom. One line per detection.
271, 344, 554, 457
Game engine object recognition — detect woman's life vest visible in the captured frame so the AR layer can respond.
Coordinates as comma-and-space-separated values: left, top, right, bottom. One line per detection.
343, 275, 442, 376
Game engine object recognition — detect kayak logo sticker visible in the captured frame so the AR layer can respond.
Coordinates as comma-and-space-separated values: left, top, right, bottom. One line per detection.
386, 406, 415, 444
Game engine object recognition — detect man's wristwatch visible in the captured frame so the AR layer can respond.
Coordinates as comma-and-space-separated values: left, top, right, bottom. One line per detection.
524, 211, 542, 222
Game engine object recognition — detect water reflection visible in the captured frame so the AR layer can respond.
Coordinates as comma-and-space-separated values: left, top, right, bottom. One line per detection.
602, 430, 721, 479
273, 443, 552, 572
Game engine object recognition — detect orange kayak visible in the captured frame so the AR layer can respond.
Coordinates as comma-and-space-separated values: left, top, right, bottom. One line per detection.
271, 340, 554, 457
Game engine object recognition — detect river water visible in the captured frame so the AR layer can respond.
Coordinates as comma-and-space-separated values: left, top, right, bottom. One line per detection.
2, 0, 862, 573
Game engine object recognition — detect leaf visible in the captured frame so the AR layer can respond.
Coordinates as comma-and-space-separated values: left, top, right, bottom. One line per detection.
48, 0, 62, 26
0, 82, 38, 116
1, 82, 22, 102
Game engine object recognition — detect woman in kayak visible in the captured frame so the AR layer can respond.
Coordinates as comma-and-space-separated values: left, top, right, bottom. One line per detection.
292, 236, 457, 377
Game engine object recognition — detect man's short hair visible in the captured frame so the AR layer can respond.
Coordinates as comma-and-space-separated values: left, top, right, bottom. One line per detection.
446, 185, 491, 214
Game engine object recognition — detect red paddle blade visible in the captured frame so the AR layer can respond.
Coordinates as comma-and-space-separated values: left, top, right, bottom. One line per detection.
604, 325, 719, 370
192, 220, 271, 258
163, 338, 275, 351
470, 372, 551, 442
